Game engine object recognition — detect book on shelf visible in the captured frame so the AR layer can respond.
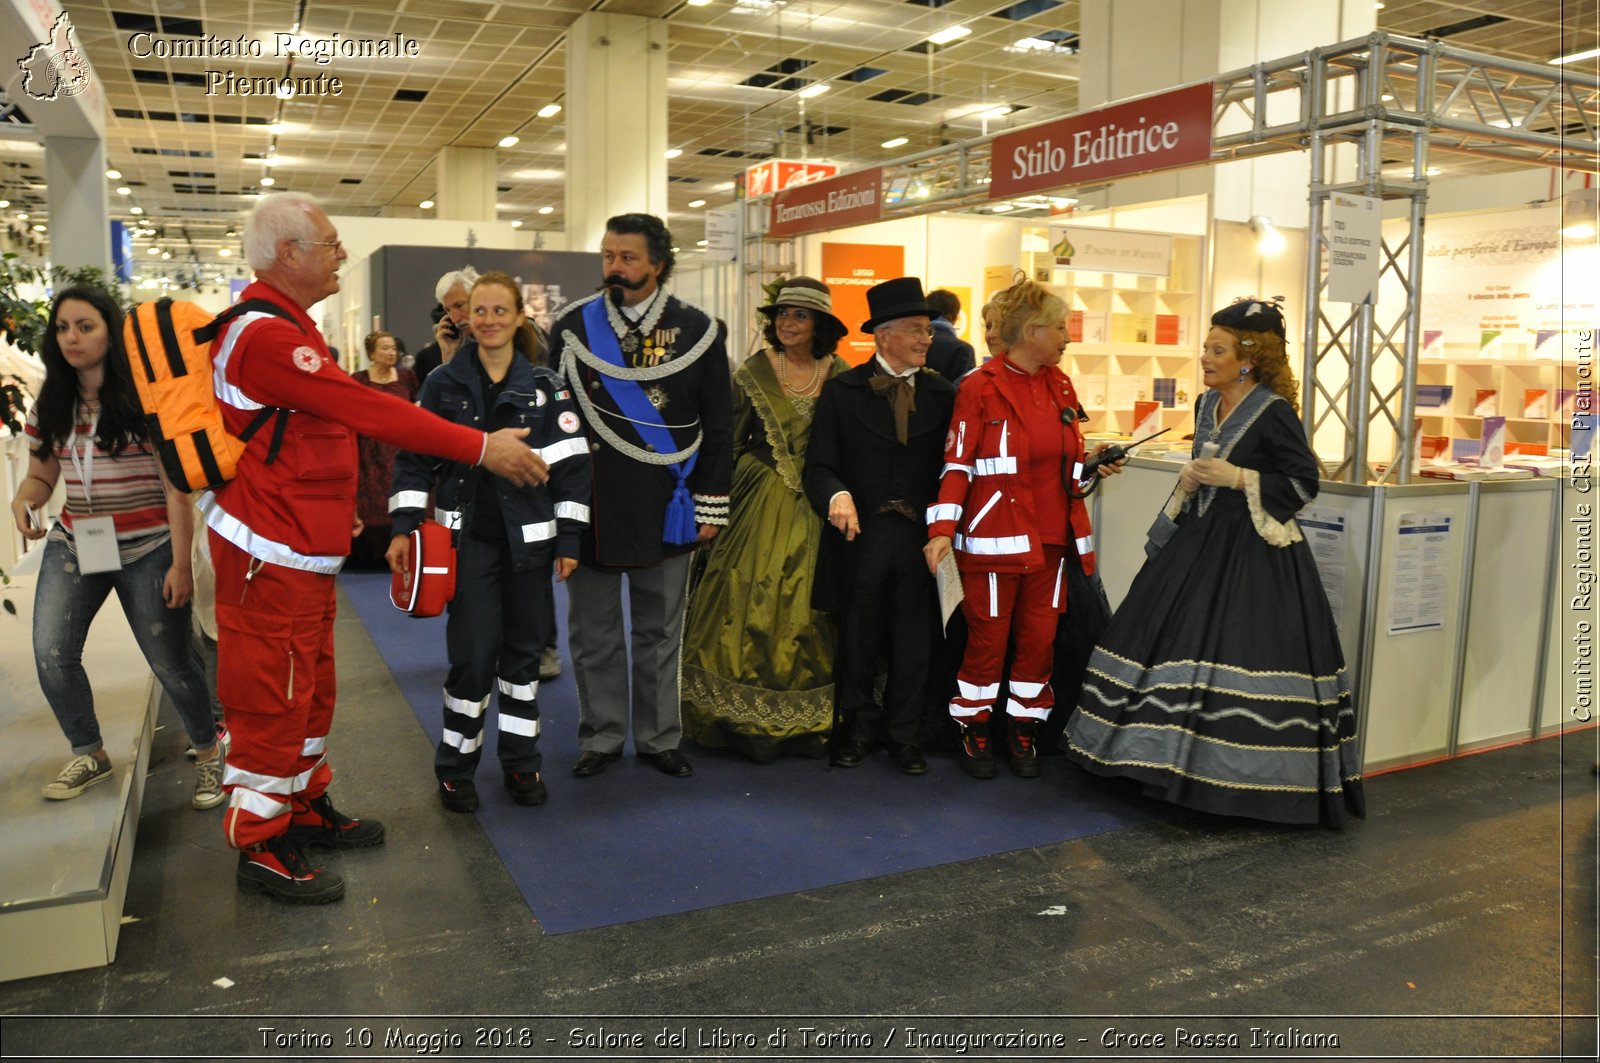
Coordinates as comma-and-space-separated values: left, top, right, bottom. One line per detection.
1108, 375, 1145, 410
1480, 415, 1507, 469
1132, 400, 1163, 440
1535, 329, 1560, 355
1451, 438, 1482, 463
1154, 314, 1181, 345
1080, 312, 1109, 345
1418, 463, 1535, 481
1504, 441, 1549, 456
1505, 456, 1570, 477
1415, 384, 1453, 409
1076, 373, 1108, 410
1473, 389, 1497, 417
1417, 434, 1451, 463
1523, 388, 1549, 418
1422, 330, 1445, 358
1152, 377, 1177, 408
1068, 310, 1084, 343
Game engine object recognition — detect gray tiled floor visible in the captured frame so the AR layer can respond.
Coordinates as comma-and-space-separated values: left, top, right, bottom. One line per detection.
0, 590, 1595, 1061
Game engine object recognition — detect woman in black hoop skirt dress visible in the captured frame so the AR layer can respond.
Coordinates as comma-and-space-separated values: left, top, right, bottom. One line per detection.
1064, 298, 1365, 828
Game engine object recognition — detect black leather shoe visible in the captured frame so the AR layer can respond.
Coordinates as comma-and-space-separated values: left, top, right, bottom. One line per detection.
639, 748, 693, 777
572, 750, 620, 777
505, 771, 548, 806
829, 737, 865, 768
891, 743, 927, 775
438, 779, 478, 813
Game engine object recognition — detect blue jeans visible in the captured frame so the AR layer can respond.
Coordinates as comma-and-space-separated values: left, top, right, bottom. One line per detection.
33, 536, 218, 756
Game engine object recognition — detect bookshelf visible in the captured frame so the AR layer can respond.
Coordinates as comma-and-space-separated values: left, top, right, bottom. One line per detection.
1023, 234, 1205, 437
1414, 357, 1577, 458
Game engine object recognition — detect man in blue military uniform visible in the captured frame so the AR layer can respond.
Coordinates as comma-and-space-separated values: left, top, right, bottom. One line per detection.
553, 213, 733, 778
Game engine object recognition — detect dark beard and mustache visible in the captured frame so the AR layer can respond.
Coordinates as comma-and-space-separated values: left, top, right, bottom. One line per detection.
600, 273, 651, 295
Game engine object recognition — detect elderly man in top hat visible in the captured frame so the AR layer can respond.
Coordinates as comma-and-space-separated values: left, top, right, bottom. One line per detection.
803, 277, 956, 775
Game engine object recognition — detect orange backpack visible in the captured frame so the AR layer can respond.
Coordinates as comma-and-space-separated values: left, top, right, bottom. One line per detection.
123, 298, 298, 491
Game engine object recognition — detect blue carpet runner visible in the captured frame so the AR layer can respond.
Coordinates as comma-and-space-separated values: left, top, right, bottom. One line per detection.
340, 570, 1150, 933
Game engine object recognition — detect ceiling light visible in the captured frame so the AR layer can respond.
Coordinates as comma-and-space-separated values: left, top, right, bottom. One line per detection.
798, 83, 830, 99
696, 239, 708, 246
991, 204, 1014, 213
688, 199, 707, 208
1374, 2, 1385, 8
687, 0, 712, 6
161, 251, 173, 260
420, 199, 434, 209
147, 247, 160, 255
32, 224, 45, 232
1380, 93, 1395, 102
927, 26, 972, 46
130, 206, 144, 215
514, 168, 563, 181
219, 247, 231, 256
977, 105, 1013, 120
882, 136, 909, 149
665, 148, 684, 159
713, 181, 735, 192
116, 186, 131, 196
1013, 37, 1055, 52
1562, 222, 1597, 239
510, 219, 523, 228
498, 135, 520, 148
538, 206, 554, 215
1550, 47, 1600, 65
259, 176, 276, 186
0, 200, 7, 209
1425, 166, 1442, 176
105, 169, 121, 180
537, 104, 562, 118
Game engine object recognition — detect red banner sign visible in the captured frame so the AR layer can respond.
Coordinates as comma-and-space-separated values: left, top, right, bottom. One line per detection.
988, 83, 1213, 199
744, 159, 839, 198
767, 167, 883, 239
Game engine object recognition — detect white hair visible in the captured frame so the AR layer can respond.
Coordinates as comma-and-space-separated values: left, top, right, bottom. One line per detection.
243, 192, 322, 271
435, 267, 481, 304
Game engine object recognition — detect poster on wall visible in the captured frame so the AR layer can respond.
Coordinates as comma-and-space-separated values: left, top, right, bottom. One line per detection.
821, 243, 905, 365
1394, 206, 1600, 358
1298, 507, 1348, 622
1386, 512, 1452, 636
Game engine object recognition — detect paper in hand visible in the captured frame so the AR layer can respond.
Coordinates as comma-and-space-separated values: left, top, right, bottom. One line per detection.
935, 550, 964, 632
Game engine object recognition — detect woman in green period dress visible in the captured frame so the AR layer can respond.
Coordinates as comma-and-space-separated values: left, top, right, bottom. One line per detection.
683, 278, 851, 761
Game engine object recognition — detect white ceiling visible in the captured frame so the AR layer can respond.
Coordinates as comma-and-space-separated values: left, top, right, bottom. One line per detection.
1, 0, 1593, 277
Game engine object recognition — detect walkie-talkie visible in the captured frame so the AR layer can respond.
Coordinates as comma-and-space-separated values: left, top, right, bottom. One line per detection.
1079, 426, 1171, 481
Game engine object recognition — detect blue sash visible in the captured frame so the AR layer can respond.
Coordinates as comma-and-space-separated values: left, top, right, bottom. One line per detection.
581, 298, 700, 545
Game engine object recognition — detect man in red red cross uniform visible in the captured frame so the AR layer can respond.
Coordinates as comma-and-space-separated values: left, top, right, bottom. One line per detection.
204, 192, 548, 904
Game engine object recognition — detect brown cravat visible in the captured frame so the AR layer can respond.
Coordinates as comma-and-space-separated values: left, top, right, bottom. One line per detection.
869, 372, 917, 445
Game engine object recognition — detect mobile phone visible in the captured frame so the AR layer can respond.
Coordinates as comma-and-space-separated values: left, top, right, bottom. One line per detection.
441, 319, 459, 341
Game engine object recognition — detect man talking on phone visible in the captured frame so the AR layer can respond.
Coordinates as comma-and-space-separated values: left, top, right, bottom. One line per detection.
411, 267, 478, 387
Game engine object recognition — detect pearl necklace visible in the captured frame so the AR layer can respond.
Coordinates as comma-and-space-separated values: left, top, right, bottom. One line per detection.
776, 350, 822, 396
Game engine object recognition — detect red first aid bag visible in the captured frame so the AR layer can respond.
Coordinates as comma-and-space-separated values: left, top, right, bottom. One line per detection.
390, 520, 456, 617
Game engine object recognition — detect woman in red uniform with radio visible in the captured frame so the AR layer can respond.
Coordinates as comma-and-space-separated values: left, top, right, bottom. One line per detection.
925, 276, 1121, 779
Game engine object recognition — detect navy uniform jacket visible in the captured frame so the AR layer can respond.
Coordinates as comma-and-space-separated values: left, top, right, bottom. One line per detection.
554, 291, 733, 568
802, 360, 955, 612
390, 342, 591, 570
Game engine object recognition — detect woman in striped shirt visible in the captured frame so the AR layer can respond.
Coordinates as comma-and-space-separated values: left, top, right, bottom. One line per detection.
9, 285, 225, 808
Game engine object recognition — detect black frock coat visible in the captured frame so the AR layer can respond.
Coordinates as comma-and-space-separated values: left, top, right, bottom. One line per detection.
802, 361, 955, 613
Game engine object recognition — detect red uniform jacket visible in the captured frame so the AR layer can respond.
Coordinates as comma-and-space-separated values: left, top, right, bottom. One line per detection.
203, 281, 484, 572
927, 356, 1097, 575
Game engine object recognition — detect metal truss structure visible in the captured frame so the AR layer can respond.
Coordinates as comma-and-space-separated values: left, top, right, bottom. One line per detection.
741, 32, 1599, 484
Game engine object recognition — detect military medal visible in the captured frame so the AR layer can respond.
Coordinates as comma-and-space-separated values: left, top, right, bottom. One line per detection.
620, 331, 641, 355
646, 384, 669, 410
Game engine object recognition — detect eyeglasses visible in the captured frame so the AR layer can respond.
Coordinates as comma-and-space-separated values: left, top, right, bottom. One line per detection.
296, 239, 344, 254
887, 324, 935, 339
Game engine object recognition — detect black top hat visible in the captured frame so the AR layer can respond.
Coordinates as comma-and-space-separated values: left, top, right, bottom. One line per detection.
860, 276, 932, 334
1211, 297, 1287, 341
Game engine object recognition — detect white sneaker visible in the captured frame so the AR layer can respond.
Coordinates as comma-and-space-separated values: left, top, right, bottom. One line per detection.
186, 721, 230, 760
192, 753, 225, 810
42, 754, 113, 800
